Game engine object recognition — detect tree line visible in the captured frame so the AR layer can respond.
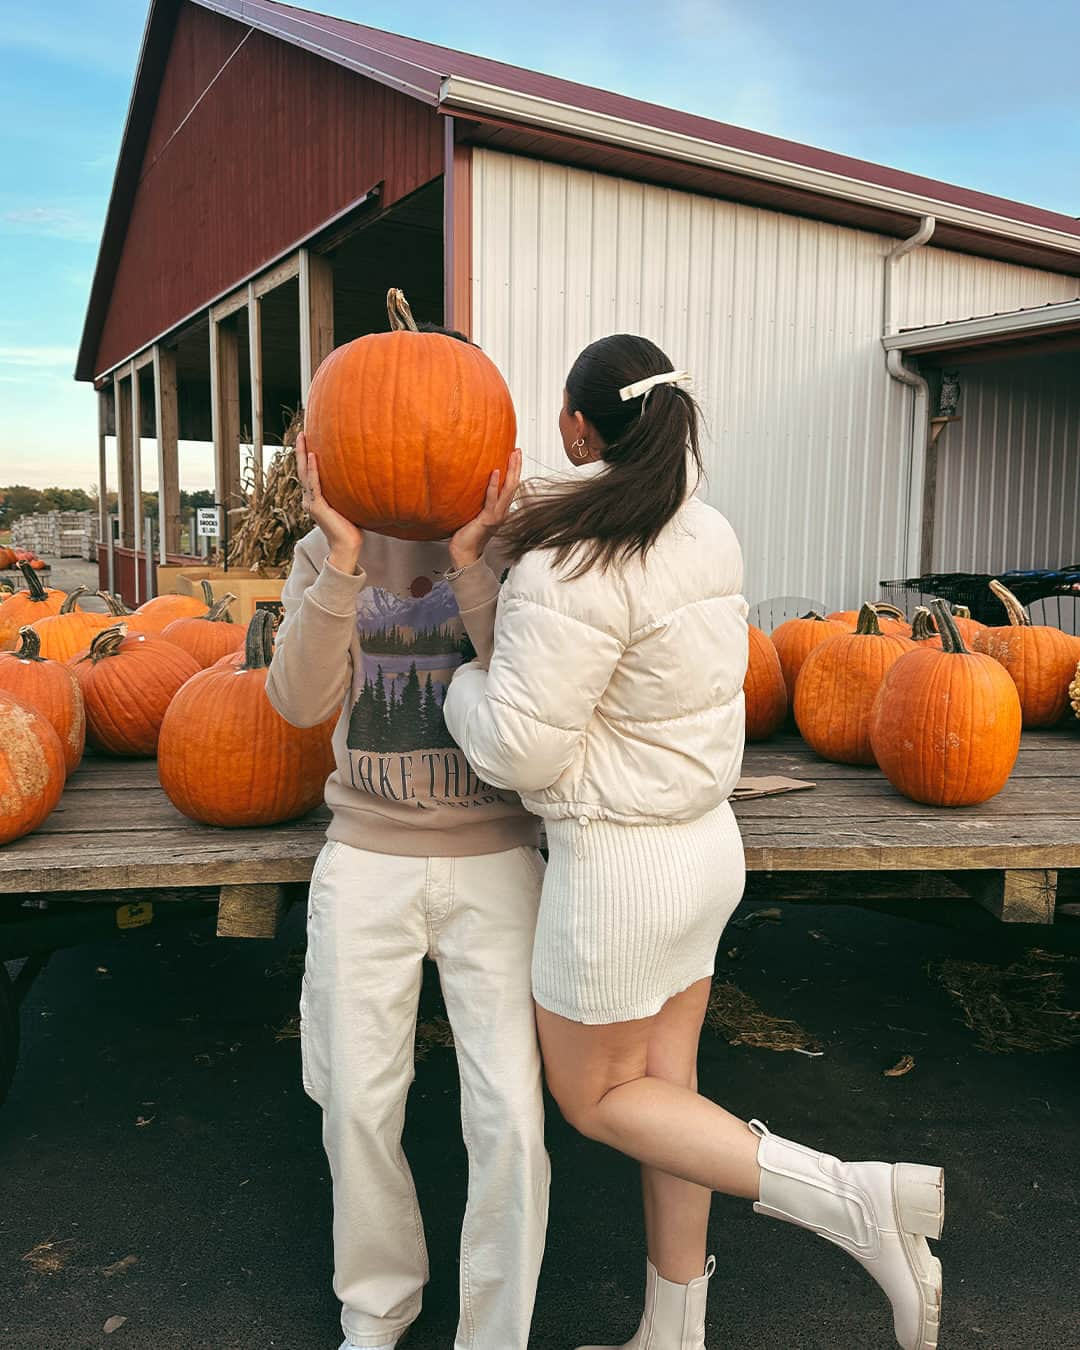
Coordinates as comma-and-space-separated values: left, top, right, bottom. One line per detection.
347, 664, 451, 753
0, 486, 218, 530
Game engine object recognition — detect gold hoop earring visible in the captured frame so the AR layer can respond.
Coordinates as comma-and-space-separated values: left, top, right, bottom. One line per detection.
571, 438, 590, 461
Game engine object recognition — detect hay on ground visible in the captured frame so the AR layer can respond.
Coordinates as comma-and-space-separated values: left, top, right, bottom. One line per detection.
706, 982, 822, 1054
933, 948, 1080, 1054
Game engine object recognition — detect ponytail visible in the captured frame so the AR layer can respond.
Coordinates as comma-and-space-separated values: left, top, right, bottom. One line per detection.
500, 334, 703, 578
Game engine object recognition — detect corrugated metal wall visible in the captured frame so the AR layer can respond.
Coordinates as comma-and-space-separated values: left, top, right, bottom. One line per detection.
934, 352, 1080, 575
471, 150, 1079, 608
898, 249, 1079, 329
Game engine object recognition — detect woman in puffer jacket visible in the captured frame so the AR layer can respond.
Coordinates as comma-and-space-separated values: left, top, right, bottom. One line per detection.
442, 334, 944, 1350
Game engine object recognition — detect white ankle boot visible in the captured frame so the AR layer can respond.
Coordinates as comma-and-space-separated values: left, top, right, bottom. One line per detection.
576, 1255, 716, 1350
750, 1119, 944, 1350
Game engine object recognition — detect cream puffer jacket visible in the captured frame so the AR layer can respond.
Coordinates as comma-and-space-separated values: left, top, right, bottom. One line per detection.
442, 496, 749, 826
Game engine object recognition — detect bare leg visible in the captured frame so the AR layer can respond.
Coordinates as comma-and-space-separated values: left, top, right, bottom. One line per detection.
536, 979, 761, 1199
640, 980, 714, 1283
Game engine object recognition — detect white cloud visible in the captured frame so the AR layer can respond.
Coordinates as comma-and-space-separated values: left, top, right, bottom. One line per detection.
0, 346, 78, 369
1, 206, 99, 243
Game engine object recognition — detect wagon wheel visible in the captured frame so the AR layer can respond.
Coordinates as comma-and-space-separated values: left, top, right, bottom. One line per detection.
0, 963, 18, 1108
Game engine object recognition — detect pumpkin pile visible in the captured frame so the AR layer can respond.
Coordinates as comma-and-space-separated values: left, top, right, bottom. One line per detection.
158, 610, 335, 826
305, 288, 516, 540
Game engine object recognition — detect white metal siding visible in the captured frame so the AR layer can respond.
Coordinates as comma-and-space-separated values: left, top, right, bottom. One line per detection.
934, 352, 1080, 575
897, 248, 1080, 330
471, 150, 1079, 608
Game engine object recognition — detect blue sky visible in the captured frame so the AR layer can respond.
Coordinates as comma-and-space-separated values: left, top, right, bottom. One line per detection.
2, 0, 1078, 491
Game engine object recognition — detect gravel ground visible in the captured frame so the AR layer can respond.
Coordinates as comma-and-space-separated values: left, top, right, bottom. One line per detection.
1, 897, 1078, 1350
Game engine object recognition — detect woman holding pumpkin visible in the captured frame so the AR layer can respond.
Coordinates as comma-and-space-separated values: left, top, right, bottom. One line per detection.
443, 333, 945, 1350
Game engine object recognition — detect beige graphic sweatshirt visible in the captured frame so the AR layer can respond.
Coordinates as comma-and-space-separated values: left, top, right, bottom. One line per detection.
266, 526, 539, 857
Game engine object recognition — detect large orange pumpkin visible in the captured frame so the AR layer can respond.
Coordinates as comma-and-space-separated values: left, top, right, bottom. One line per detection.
0, 627, 85, 772
70, 625, 201, 757
0, 563, 66, 649
794, 604, 915, 764
0, 546, 16, 571
744, 625, 788, 741
158, 610, 336, 826
160, 591, 245, 668
0, 690, 66, 844
135, 582, 210, 636
32, 588, 116, 662
870, 601, 1022, 806
827, 602, 913, 638
770, 612, 848, 705
972, 580, 1077, 727
305, 288, 516, 541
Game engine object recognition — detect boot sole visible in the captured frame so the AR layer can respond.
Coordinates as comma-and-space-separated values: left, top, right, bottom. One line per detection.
894, 1163, 945, 1350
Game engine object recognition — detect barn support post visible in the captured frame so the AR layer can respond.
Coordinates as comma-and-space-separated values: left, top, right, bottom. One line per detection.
247, 282, 263, 480
299, 248, 334, 401
152, 344, 181, 560
209, 315, 242, 559
113, 371, 135, 551
96, 386, 114, 593
443, 120, 473, 335
130, 362, 143, 603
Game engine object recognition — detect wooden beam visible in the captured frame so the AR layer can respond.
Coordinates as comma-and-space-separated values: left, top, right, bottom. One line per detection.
247, 282, 263, 480
153, 345, 181, 560
919, 435, 938, 574
971, 869, 1057, 924
96, 387, 110, 550
217, 883, 289, 939
210, 288, 249, 324
132, 348, 154, 372
252, 252, 301, 299
130, 363, 143, 603
113, 371, 135, 550
209, 316, 243, 537
443, 122, 473, 335
299, 248, 334, 399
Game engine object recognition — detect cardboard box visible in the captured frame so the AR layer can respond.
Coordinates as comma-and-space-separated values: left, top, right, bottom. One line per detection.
166, 567, 286, 625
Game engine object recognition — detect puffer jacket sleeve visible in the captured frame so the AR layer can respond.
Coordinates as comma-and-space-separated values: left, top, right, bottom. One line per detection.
443, 549, 627, 794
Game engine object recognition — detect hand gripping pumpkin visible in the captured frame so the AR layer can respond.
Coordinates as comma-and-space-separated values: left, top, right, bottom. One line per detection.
158, 610, 336, 826
304, 289, 516, 540
871, 600, 1021, 806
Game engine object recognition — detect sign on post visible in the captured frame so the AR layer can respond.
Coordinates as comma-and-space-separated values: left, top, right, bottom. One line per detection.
196, 506, 222, 539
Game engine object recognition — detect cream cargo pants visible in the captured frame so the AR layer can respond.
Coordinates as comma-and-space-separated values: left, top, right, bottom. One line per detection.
300, 840, 549, 1350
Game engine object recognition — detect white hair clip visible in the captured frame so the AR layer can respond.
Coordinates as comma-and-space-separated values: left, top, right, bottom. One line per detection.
618, 369, 691, 402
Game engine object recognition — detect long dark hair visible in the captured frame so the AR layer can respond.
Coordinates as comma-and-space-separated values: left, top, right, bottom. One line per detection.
500, 334, 702, 577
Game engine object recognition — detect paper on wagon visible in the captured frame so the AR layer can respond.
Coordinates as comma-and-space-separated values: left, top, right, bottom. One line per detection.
731, 776, 816, 800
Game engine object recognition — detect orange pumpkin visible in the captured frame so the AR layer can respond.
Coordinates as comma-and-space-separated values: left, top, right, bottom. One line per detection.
160, 591, 245, 668
972, 580, 1077, 727
305, 288, 516, 541
70, 625, 201, 757
0, 563, 66, 649
770, 612, 848, 705
870, 601, 1022, 806
158, 611, 336, 826
744, 624, 788, 741
827, 602, 913, 638
32, 589, 115, 662
0, 690, 66, 844
0, 627, 85, 772
794, 604, 915, 764
135, 582, 210, 636
0, 546, 16, 570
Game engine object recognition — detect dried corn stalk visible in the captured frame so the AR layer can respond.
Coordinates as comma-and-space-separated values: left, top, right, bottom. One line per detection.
227, 408, 311, 574
1070, 658, 1080, 722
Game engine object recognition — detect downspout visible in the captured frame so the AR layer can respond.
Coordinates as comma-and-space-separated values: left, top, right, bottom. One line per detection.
883, 215, 935, 577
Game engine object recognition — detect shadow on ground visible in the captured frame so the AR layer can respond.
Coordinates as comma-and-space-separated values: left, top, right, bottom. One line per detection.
2, 899, 1078, 1349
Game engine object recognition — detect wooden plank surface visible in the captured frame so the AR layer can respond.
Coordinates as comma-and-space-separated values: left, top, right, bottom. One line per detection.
1, 733, 1077, 895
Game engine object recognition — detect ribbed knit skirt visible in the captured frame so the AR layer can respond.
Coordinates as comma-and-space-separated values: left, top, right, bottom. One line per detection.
532, 801, 746, 1025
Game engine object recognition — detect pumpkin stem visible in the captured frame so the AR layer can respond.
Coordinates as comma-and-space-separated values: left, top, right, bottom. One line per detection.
17, 560, 50, 602
243, 609, 275, 669
873, 602, 906, 621
200, 579, 216, 607
988, 579, 1030, 627
855, 603, 883, 636
953, 604, 972, 619
930, 598, 969, 655
89, 623, 128, 662
799, 611, 828, 621
97, 590, 135, 616
15, 626, 45, 661
386, 288, 419, 333
911, 607, 937, 641
59, 586, 88, 614
205, 594, 237, 624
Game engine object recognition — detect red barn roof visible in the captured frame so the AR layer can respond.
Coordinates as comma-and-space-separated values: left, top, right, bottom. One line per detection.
78, 0, 1080, 382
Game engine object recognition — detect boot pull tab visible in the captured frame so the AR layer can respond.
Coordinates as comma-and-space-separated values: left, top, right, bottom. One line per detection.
748, 1118, 770, 1139
703, 1255, 717, 1279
